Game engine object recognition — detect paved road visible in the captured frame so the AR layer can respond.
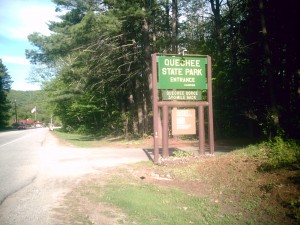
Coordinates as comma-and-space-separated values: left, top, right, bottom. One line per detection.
0, 128, 47, 205
0, 129, 149, 225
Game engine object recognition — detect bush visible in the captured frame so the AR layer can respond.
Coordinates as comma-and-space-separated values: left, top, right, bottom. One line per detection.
258, 137, 300, 171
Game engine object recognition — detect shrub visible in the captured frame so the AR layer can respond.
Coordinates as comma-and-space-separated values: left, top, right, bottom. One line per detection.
258, 137, 300, 171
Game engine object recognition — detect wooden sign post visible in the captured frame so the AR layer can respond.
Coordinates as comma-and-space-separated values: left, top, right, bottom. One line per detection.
152, 53, 214, 163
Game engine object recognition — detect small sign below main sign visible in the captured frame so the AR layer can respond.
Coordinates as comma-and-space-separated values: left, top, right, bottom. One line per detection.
157, 55, 208, 90
172, 108, 196, 135
162, 90, 202, 101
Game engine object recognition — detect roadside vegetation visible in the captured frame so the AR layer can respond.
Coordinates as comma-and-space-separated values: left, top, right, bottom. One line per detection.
53, 129, 146, 148
0, 59, 12, 129
22, 0, 299, 142
53, 132, 300, 225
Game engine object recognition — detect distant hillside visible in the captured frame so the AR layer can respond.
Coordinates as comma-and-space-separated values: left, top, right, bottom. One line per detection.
7, 90, 52, 124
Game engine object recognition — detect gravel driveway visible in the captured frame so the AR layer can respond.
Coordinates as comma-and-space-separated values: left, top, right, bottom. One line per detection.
0, 132, 150, 225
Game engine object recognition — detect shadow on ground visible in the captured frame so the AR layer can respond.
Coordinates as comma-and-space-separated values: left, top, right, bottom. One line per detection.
143, 144, 240, 162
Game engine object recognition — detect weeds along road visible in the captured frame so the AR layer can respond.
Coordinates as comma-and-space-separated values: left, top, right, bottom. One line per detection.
0, 129, 149, 225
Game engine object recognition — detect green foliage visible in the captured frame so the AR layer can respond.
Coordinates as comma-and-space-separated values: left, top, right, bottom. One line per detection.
261, 137, 300, 171
24, 0, 300, 139
288, 197, 300, 220
245, 137, 300, 171
0, 59, 12, 128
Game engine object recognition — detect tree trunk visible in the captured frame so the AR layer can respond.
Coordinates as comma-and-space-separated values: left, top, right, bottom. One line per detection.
129, 79, 138, 134
163, 0, 171, 51
171, 0, 178, 53
209, 0, 223, 57
259, 0, 279, 137
259, 0, 276, 109
141, 2, 152, 135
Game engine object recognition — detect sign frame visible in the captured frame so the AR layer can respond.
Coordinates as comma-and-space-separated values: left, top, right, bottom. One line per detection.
152, 53, 215, 163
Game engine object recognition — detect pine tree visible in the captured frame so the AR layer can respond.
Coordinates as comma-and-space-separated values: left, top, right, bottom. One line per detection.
0, 59, 12, 128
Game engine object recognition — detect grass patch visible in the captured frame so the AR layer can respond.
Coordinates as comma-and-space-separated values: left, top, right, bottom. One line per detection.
100, 179, 232, 224
52, 129, 146, 148
53, 129, 93, 147
238, 136, 300, 171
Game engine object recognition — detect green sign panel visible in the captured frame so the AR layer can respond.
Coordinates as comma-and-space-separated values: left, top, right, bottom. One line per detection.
162, 90, 202, 101
157, 55, 208, 90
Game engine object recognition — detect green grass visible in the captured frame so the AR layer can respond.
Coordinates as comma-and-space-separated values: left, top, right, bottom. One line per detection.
100, 180, 232, 225
52, 129, 146, 148
52, 130, 94, 147
236, 136, 300, 171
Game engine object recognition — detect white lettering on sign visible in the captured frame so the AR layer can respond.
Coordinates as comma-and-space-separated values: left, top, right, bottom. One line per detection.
164, 58, 201, 67
170, 77, 195, 83
177, 117, 186, 124
162, 90, 200, 101
185, 91, 198, 95
165, 90, 198, 95
162, 68, 183, 75
186, 96, 196, 100
185, 68, 202, 76
166, 91, 185, 95
172, 108, 196, 135
176, 116, 192, 129
176, 110, 193, 116
168, 95, 186, 100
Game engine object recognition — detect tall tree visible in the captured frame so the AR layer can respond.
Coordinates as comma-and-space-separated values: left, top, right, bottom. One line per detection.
171, 0, 178, 53
0, 59, 12, 128
25, 0, 299, 139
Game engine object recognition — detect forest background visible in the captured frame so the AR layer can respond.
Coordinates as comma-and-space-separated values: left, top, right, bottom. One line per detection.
1, 0, 299, 141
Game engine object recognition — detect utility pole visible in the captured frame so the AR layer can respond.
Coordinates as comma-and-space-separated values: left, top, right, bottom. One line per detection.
14, 99, 18, 124
50, 114, 53, 131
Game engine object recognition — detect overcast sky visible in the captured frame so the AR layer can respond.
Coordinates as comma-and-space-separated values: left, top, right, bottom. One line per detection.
0, 0, 59, 90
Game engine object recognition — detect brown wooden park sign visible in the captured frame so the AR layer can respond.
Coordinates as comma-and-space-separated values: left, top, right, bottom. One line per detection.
152, 53, 214, 163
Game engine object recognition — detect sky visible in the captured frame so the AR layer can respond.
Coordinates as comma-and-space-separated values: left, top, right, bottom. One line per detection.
0, 0, 59, 91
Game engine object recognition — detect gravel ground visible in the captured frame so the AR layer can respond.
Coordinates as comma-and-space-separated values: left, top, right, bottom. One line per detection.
0, 132, 149, 225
